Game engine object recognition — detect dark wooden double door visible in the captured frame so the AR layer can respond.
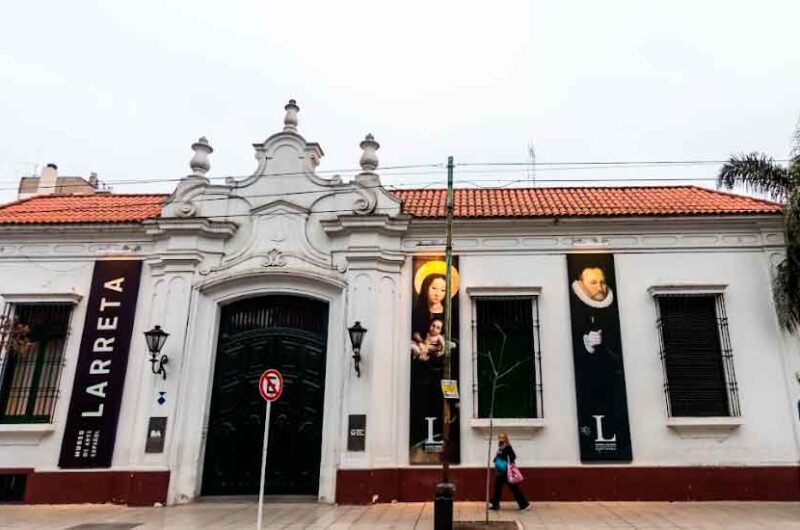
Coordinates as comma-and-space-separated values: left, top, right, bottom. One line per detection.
202, 295, 328, 496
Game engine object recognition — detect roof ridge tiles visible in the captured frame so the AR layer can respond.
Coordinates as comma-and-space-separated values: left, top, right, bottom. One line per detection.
0, 186, 782, 225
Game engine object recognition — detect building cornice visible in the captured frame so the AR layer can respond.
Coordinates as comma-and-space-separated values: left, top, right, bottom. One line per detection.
143, 218, 238, 240
0, 222, 149, 238
320, 214, 410, 237
405, 214, 786, 254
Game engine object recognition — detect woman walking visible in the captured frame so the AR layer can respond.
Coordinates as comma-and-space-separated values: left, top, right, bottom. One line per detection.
490, 432, 530, 511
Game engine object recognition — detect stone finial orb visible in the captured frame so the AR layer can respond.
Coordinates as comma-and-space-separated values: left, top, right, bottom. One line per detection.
359, 133, 380, 172
284, 99, 299, 132
190, 136, 213, 176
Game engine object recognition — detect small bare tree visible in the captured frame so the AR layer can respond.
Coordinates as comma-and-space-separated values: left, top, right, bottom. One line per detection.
479, 325, 533, 523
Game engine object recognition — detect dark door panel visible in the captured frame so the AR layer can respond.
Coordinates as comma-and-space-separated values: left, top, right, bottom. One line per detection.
202, 296, 328, 496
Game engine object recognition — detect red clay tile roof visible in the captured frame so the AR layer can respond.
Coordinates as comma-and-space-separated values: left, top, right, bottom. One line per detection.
0, 194, 167, 225
0, 186, 781, 225
391, 186, 782, 218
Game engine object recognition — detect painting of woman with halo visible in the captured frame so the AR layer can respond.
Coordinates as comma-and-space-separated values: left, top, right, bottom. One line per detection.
409, 257, 461, 465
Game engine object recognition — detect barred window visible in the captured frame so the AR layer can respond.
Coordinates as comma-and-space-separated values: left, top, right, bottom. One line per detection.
473, 297, 543, 419
654, 294, 739, 417
0, 303, 73, 423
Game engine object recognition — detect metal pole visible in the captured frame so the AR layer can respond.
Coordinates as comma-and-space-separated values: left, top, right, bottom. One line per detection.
442, 155, 454, 481
256, 400, 271, 530
435, 156, 455, 530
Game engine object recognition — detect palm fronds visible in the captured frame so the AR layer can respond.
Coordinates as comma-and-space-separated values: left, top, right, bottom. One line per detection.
772, 257, 800, 332
718, 120, 800, 331
717, 153, 793, 201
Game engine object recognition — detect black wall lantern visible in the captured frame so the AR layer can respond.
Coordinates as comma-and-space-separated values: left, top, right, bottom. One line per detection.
348, 321, 367, 377
144, 325, 169, 380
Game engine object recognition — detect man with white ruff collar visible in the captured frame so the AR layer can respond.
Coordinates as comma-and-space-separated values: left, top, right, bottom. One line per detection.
571, 266, 619, 359
568, 261, 632, 461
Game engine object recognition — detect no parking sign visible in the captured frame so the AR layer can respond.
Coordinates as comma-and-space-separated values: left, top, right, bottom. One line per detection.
259, 369, 283, 402
256, 368, 283, 530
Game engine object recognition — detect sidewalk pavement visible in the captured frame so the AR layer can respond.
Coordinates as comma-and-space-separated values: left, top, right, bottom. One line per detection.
2, 500, 800, 529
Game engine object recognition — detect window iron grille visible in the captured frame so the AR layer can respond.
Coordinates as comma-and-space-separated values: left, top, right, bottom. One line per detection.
654, 294, 740, 418
0, 303, 72, 424
471, 296, 543, 419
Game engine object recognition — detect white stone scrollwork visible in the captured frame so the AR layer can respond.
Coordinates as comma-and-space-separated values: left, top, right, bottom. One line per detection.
352, 183, 378, 215
263, 248, 287, 267
173, 201, 197, 218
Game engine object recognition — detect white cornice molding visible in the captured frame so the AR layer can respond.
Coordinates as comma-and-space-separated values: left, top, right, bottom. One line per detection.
143, 218, 238, 239
146, 251, 209, 275
408, 215, 784, 239
466, 286, 542, 297
343, 249, 406, 273
0, 292, 83, 304
0, 423, 57, 445
648, 284, 728, 296
321, 214, 410, 237
249, 199, 311, 216
403, 224, 785, 254
469, 418, 546, 439
0, 223, 149, 238
196, 266, 347, 294
666, 416, 743, 439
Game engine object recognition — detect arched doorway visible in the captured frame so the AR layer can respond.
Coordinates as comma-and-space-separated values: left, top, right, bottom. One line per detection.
201, 295, 329, 496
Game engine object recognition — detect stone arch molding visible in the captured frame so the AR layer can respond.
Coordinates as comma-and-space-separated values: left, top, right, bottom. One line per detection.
167, 270, 347, 504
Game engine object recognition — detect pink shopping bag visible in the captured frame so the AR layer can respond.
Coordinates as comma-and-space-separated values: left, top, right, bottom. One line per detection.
507, 462, 524, 484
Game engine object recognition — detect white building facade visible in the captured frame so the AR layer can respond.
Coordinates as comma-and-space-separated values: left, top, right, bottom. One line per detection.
0, 101, 798, 505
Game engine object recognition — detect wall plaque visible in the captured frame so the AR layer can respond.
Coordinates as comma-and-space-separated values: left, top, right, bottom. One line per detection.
145, 417, 168, 453
347, 414, 366, 452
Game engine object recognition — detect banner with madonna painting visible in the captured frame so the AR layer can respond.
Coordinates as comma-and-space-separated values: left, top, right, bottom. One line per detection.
409, 256, 461, 465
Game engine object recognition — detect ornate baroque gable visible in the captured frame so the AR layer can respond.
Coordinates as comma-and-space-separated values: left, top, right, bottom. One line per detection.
149, 100, 404, 281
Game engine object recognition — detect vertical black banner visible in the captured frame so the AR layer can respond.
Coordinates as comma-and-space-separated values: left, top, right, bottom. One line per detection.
59, 260, 143, 468
566, 254, 632, 462
409, 256, 460, 464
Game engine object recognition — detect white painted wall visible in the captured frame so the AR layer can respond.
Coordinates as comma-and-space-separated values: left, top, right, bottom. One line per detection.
395, 220, 800, 472
0, 229, 157, 472
1, 214, 798, 505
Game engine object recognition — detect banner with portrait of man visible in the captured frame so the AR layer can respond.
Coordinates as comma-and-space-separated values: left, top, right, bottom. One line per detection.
409, 256, 461, 465
566, 254, 633, 462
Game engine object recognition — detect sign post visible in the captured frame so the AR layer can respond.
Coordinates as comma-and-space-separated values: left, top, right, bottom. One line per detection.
257, 369, 283, 530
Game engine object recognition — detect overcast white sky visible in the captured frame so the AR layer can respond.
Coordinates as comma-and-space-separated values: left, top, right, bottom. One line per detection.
0, 0, 798, 203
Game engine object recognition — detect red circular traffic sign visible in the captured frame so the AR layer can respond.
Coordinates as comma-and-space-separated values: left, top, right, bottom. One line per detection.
259, 369, 283, 402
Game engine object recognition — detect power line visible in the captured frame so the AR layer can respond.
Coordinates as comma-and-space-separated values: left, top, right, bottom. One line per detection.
1, 157, 792, 192
458, 158, 793, 167
0, 170, 728, 193
0, 163, 444, 191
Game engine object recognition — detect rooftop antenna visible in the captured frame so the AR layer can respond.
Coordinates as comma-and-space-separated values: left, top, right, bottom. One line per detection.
527, 142, 536, 186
